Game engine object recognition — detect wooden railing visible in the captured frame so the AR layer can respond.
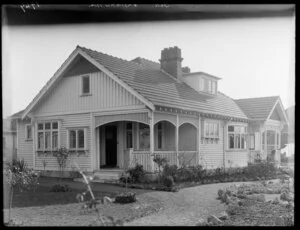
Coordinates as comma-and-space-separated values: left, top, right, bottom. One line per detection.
124, 149, 199, 171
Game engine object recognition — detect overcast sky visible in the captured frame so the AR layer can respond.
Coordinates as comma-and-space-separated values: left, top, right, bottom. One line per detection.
2, 15, 295, 118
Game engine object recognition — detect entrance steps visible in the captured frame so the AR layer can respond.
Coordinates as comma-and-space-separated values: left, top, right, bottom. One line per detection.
73, 169, 125, 184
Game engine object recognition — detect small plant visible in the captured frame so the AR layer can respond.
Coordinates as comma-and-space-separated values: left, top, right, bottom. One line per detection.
153, 155, 168, 173
163, 175, 174, 188
280, 192, 292, 202
127, 164, 145, 184
115, 192, 137, 204
54, 147, 70, 178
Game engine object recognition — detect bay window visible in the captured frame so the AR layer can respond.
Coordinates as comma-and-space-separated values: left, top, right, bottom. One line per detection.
228, 125, 247, 150
37, 121, 59, 151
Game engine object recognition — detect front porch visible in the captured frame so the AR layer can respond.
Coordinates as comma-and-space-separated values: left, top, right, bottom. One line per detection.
92, 110, 201, 172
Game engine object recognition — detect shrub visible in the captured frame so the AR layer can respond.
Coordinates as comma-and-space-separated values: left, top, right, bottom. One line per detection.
162, 164, 178, 180
50, 184, 72, 192
280, 192, 292, 202
153, 155, 168, 172
163, 176, 174, 188
115, 192, 136, 204
127, 164, 145, 184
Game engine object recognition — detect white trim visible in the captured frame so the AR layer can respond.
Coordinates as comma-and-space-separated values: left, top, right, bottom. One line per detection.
33, 105, 147, 118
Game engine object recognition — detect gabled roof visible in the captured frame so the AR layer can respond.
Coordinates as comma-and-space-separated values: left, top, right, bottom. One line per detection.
79, 46, 248, 120
10, 109, 25, 119
235, 96, 288, 122
22, 45, 248, 120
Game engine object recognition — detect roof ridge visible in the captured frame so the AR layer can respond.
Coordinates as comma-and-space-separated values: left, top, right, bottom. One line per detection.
78, 45, 142, 68
235, 95, 279, 101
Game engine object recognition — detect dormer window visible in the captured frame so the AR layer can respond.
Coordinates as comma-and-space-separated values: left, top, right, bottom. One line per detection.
81, 75, 90, 95
182, 71, 220, 97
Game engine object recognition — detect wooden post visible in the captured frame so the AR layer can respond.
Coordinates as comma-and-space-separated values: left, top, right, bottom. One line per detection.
175, 115, 179, 167
197, 116, 201, 165
149, 112, 155, 172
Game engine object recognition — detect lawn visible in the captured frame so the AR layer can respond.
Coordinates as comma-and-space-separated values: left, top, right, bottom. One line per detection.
4, 176, 163, 226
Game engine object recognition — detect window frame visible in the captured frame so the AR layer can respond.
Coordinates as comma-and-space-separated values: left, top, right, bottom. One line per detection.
227, 124, 247, 150
81, 74, 91, 96
203, 120, 220, 139
36, 121, 60, 151
67, 128, 87, 151
25, 124, 33, 140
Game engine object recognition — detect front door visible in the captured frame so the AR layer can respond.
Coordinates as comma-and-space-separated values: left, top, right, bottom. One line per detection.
105, 125, 117, 167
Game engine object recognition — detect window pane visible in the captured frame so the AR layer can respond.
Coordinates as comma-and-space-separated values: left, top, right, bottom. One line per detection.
241, 134, 245, 149
214, 123, 218, 137
45, 123, 51, 130
82, 76, 90, 94
45, 131, 51, 149
235, 126, 241, 133
250, 135, 255, 149
69, 130, 76, 149
199, 78, 204, 91
205, 123, 209, 136
229, 134, 234, 149
38, 132, 44, 149
78, 130, 85, 148
235, 134, 240, 149
27, 126, 32, 139
212, 81, 216, 94
52, 122, 58, 129
52, 131, 58, 149
228, 126, 234, 132
38, 123, 44, 130
126, 131, 133, 148
208, 80, 212, 92
139, 124, 150, 149
209, 123, 214, 136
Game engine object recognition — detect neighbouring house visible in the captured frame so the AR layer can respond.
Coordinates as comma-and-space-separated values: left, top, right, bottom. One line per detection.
281, 105, 295, 147
11, 45, 288, 179
3, 117, 18, 163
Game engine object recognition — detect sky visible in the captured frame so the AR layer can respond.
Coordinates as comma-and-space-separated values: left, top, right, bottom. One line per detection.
2, 15, 295, 118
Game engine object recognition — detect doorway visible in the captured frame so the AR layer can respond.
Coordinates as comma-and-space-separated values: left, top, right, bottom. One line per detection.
104, 125, 117, 167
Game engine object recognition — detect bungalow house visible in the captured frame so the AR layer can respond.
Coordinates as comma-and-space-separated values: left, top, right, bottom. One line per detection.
11, 45, 288, 179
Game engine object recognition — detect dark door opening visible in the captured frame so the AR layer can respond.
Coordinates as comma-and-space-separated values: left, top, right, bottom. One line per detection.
105, 125, 117, 168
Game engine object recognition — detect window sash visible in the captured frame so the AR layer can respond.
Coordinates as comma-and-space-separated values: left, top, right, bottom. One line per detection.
26, 125, 32, 139
204, 121, 219, 138
36, 121, 59, 151
69, 129, 85, 150
228, 125, 247, 150
82, 76, 90, 94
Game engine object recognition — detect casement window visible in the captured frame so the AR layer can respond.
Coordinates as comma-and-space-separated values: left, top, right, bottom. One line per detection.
157, 123, 163, 149
68, 128, 87, 150
126, 122, 133, 149
139, 123, 150, 150
25, 124, 32, 140
228, 125, 247, 150
37, 121, 59, 151
204, 121, 219, 139
81, 75, 90, 95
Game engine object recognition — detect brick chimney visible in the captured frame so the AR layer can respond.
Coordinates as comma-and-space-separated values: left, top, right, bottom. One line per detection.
160, 46, 183, 79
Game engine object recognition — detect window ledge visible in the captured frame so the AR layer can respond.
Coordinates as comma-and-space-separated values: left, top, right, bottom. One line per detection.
80, 93, 92, 97
25, 138, 33, 141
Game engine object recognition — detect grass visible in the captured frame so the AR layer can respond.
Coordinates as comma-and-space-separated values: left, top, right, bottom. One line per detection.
7, 176, 150, 209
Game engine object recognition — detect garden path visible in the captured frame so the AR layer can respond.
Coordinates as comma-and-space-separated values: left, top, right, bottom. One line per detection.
125, 181, 255, 226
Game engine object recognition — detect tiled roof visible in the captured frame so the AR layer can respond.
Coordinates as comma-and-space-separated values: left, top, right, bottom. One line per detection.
235, 96, 279, 120
131, 57, 160, 70
79, 46, 248, 119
